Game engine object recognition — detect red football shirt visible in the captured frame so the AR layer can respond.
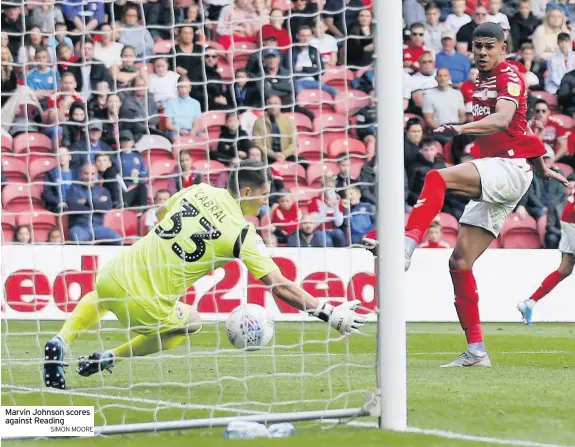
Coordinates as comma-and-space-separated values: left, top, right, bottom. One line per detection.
562, 190, 575, 224
568, 132, 575, 156
460, 79, 476, 104
472, 62, 545, 159
271, 203, 301, 235
47, 93, 83, 112
403, 43, 432, 72
528, 117, 570, 152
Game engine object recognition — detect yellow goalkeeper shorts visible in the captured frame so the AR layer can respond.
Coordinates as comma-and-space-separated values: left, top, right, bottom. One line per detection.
95, 267, 189, 336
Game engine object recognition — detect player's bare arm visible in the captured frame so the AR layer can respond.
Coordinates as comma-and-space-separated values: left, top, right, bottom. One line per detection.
260, 270, 366, 335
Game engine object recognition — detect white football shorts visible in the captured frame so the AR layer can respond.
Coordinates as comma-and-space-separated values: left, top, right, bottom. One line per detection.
559, 221, 575, 255
459, 157, 533, 237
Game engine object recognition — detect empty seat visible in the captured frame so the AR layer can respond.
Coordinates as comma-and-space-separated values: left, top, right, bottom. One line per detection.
2, 184, 44, 212
290, 187, 320, 206
333, 89, 371, 116
288, 112, 313, 132
135, 134, 172, 153
271, 0, 293, 11
297, 89, 335, 114
272, 161, 306, 189
313, 113, 348, 133
297, 135, 326, 161
1, 134, 12, 153
501, 213, 541, 249
306, 161, 338, 188
104, 210, 139, 242
201, 111, 227, 131
2, 155, 28, 183
152, 39, 173, 54
13, 132, 52, 154
29, 156, 58, 182
349, 157, 366, 178
192, 159, 227, 185
150, 159, 178, 193
321, 67, 354, 89
173, 135, 210, 160
327, 137, 367, 159
216, 60, 233, 82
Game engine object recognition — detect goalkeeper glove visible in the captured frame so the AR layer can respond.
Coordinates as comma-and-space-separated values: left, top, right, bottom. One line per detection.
309, 299, 366, 335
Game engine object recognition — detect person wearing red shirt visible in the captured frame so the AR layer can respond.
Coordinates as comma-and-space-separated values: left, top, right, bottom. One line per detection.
47, 72, 83, 124
399, 23, 567, 368
419, 221, 451, 248
271, 190, 302, 244
403, 22, 433, 73
261, 9, 291, 52
460, 65, 479, 104
308, 176, 346, 247
529, 99, 571, 160
518, 185, 575, 325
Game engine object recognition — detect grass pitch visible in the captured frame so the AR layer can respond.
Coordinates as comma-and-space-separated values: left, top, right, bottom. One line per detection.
1, 321, 574, 447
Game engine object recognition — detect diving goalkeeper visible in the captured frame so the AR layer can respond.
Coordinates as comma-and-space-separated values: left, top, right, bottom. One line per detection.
43, 160, 366, 389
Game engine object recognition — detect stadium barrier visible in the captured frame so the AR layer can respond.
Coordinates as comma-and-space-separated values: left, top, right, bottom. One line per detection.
1, 246, 572, 323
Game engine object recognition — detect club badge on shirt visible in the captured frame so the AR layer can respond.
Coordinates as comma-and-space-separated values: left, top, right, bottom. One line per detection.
507, 82, 520, 97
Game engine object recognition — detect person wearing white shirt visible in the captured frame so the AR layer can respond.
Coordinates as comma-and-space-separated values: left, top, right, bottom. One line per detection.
411, 53, 439, 93
311, 18, 338, 67
545, 32, 575, 94
94, 23, 124, 69
147, 57, 179, 105
144, 189, 171, 234
445, 0, 471, 33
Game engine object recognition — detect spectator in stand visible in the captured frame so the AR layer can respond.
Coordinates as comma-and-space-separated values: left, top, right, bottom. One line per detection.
17, 26, 43, 66
565, 128, 575, 169
30, 0, 65, 36
118, 130, 148, 208
403, 71, 424, 112
407, 138, 446, 207
403, 23, 432, 74
545, 33, 575, 95
181, 2, 204, 37
252, 48, 294, 107
358, 156, 376, 204
67, 164, 121, 245
252, 95, 297, 163
548, 0, 575, 25
529, 99, 570, 160
460, 65, 479, 104
448, 104, 476, 166
532, 7, 570, 61
248, 146, 263, 161
168, 150, 202, 194
419, 221, 451, 248
70, 39, 113, 101
403, 0, 426, 29
47, 227, 64, 243
486, 0, 510, 29
120, 76, 160, 139
343, 185, 375, 244
46, 23, 73, 63
435, 29, 470, 87
225, 68, 257, 111
164, 76, 203, 140
262, 8, 291, 52
287, 0, 319, 39
312, 18, 339, 67
87, 80, 110, 120
94, 23, 124, 69
1, 3, 27, 57
424, 2, 448, 54
355, 89, 376, 157
287, 213, 333, 248
61, 102, 88, 147
26, 47, 60, 105
283, 25, 337, 97
323, 0, 365, 39
246, 35, 279, 79
144, 0, 167, 41
423, 68, 465, 138
272, 190, 302, 244
13, 226, 32, 244
191, 46, 228, 111
445, 0, 471, 33
43, 146, 75, 214
119, 3, 153, 59
212, 112, 251, 165
46, 72, 83, 127
335, 155, 357, 197
1, 47, 17, 107
557, 69, 575, 115
55, 42, 79, 76
62, 0, 105, 33
173, 26, 203, 78
101, 94, 131, 149
456, 4, 488, 54
518, 43, 545, 89
510, 0, 541, 51
144, 189, 171, 234
308, 176, 346, 247
148, 57, 179, 106
404, 117, 425, 168
70, 121, 114, 170
347, 9, 374, 68
217, 0, 261, 50
410, 52, 438, 94
110, 44, 145, 92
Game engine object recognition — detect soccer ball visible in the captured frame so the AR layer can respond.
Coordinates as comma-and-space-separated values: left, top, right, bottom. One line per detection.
226, 304, 274, 350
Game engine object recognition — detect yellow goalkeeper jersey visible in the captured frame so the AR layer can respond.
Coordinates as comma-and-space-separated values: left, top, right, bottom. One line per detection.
102, 183, 278, 308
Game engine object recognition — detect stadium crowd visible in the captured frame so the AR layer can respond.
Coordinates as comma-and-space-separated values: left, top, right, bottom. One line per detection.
1, 0, 574, 249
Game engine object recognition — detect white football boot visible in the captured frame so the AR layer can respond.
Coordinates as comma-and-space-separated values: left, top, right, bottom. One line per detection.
440, 351, 492, 368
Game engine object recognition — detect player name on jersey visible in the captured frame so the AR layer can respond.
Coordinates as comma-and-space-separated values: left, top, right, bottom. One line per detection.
193, 189, 228, 224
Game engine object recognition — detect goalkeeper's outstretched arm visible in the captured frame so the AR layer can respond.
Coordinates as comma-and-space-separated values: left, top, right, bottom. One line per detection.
260, 270, 366, 335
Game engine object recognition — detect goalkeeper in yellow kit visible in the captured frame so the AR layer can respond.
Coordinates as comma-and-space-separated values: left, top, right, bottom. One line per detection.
43, 161, 366, 389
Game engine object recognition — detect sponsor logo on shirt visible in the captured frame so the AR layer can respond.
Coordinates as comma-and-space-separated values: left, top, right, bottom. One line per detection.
472, 104, 491, 117
507, 82, 520, 97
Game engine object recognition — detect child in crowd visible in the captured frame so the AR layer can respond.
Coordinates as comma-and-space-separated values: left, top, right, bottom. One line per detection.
271, 190, 302, 244
419, 221, 451, 248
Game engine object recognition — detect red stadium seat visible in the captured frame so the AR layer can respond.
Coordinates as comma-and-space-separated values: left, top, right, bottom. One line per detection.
349, 158, 365, 178
173, 135, 210, 160
291, 187, 320, 206
355, 66, 373, 79
500, 213, 541, 248
321, 67, 354, 89
2, 184, 43, 210
271, 0, 293, 11
16, 211, 59, 243
327, 137, 367, 159
2, 213, 16, 242
272, 161, 307, 189
333, 89, 371, 116
555, 162, 573, 178
135, 134, 172, 153
152, 39, 173, 54
2, 155, 28, 183
201, 111, 227, 131
551, 113, 574, 129
313, 113, 347, 133
104, 210, 139, 242
422, 212, 459, 247
2, 134, 12, 153
287, 113, 313, 132
297, 89, 335, 114
192, 159, 228, 185
404, 113, 425, 129
29, 156, 58, 182
205, 40, 225, 52
443, 141, 454, 165
13, 132, 52, 154
150, 159, 178, 193
215, 60, 233, 82
306, 161, 338, 188
297, 135, 326, 161
532, 91, 558, 109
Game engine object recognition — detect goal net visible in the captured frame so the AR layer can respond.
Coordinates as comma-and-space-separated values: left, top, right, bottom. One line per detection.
1, 0, 385, 437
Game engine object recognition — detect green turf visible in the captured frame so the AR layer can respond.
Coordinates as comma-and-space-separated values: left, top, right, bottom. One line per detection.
2, 321, 574, 447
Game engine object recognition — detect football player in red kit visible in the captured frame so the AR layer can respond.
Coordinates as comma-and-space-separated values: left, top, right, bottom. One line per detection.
401, 22, 568, 367
518, 186, 574, 325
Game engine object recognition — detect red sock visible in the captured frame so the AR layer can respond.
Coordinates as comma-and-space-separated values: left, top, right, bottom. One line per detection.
531, 270, 563, 302
450, 269, 483, 344
405, 170, 447, 244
